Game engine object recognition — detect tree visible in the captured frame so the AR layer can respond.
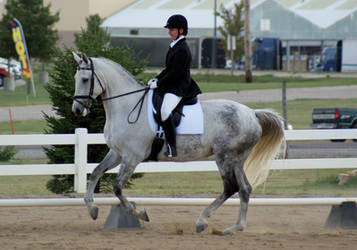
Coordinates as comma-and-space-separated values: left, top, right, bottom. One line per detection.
45, 15, 146, 194
0, 0, 59, 62
215, 3, 244, 75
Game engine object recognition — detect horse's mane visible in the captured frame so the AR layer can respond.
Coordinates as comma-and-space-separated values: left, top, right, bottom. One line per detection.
97, 57, 146, 87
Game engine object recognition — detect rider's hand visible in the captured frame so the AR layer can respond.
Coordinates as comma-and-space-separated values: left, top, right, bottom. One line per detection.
147, 78, 158, 89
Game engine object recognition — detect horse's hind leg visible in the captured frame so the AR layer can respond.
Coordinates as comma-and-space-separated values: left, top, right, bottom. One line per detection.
113, 161, 149, 222
196, 183, 235, 233
196, 155, 236, 233
84, 149, 121, 220
223, 161, 252, 235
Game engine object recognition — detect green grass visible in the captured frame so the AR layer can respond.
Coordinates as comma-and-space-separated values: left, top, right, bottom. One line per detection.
0, 175, 53, 196
123, 169, 357, 197
0, 169, 356, 197
0, 119, 47, 134
140, 72, 357, 92
254, 169, 357, 196
0, 98, 353, 133
0, 81, 50, 106
247, 98, 357, 129
2, 71, 357, 107
0, 159, 51, 196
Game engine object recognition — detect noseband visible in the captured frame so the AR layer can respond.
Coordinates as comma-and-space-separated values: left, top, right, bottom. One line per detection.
73, 57, 105, 109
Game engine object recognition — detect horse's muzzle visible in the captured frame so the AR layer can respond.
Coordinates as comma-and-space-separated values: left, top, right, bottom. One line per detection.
72, 101, 90, 117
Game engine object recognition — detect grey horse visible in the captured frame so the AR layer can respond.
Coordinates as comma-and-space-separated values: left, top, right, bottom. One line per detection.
71, 52, 285, 235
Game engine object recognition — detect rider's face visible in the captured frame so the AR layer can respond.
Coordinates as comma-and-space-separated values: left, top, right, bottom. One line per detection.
168, 28, 183, 41
168, 28, 178, 41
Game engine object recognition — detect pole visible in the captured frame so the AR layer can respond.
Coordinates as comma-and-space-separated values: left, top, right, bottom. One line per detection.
282, 81, 289, 158
230, 36, 234, 76
211, 0, 217, 69
286, 40, 290, 71
8, 108, 15, 134
74, 128, 88, 193
282, 81, 288, 129
244, 0, 253, 82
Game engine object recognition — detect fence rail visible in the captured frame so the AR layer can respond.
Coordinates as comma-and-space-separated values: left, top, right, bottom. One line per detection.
1, 197, 357, 207
1, 128, 357, 193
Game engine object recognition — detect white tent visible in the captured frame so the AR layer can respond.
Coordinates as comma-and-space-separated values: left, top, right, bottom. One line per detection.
102, 0, 357, 38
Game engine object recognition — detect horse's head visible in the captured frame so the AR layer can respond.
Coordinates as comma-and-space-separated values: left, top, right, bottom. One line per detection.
72, 52, 105, 117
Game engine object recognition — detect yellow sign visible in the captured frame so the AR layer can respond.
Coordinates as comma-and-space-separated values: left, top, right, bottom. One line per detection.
9, 18, 31, 79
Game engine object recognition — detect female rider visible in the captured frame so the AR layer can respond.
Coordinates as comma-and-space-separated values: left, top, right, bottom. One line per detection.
147, 14, 201, 157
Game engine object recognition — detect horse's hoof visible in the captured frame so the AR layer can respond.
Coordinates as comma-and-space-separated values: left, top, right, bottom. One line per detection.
139, 209, 149, 222
223, 225, 243, 235
223, 229, 234, 235
196, 223, 208, 233
89, 206, 99, 220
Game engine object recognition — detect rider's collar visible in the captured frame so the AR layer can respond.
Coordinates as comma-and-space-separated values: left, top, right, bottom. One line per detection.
170, 35, 185, 48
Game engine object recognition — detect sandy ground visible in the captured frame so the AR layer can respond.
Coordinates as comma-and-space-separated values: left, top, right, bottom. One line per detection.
1, 204, 357, 250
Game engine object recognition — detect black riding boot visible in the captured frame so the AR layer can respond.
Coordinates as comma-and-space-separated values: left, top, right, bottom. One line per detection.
162, 115, 177, 157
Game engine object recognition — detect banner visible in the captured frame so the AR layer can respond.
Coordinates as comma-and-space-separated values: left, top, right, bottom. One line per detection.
9, 18, 32, 79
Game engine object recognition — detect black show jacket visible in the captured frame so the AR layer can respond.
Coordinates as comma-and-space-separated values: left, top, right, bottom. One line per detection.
156, 38, 201, 98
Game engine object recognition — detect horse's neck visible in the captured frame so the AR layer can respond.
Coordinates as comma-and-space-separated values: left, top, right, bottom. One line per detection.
97, 60, 145, 120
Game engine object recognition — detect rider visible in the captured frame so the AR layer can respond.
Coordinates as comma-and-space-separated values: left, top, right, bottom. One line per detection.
147, 14, 201, 157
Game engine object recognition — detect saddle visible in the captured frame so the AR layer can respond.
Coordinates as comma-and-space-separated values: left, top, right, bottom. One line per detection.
146, 89, 198, 161
152, 89, 198, 127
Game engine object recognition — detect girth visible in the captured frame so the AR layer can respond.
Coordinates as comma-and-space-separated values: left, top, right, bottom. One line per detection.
152, 89, 197, 127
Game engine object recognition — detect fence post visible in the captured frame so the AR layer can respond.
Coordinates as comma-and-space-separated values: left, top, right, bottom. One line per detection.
74, 128, 88, 193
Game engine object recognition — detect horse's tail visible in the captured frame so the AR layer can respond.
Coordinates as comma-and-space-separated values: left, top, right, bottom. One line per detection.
243, 109, 285, 189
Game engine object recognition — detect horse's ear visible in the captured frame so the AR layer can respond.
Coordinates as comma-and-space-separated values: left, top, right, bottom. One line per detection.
72, 51, 81, 64
81, 53, 89, 64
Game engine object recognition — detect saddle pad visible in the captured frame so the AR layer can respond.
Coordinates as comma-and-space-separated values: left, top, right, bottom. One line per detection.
147, 89, 204, 134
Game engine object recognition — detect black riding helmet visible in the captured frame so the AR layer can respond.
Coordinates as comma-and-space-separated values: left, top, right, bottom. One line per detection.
164, 14, 188, 36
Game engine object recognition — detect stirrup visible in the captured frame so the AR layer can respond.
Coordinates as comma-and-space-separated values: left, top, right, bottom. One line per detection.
167, 144, 177, 157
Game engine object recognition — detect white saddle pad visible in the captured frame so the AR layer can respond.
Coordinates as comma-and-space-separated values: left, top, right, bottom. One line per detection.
147, 89, 204, 134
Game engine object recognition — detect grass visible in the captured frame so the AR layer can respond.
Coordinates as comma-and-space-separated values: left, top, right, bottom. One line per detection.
0, 98, 354, 133
2, 70, 357, 106
0, 62, 51, 106
0, 175, 53, 196
247, 98, 357, 129
254, 169, 357, 196
0, 169, 355, 197
140, 72, 357, 92
0, 159, 52, 196
0, 119, 47, 134
0, 81, 50, 106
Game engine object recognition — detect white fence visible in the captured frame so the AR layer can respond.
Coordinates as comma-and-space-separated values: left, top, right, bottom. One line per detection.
0, 128, 357, 206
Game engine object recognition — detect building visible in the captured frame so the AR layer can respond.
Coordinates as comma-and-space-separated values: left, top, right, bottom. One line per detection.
0, 0, 136, 47
102, 0, 357, 69
102, 0, 357, 39
2, 0, 356, 70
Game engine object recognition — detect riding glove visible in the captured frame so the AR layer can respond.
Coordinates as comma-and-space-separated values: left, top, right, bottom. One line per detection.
147, 78, 158, 89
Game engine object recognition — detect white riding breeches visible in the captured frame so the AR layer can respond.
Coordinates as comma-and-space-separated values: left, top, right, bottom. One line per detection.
161, 93, 182, 121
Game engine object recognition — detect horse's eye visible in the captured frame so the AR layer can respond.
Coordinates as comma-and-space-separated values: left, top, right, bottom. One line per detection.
83, 78, 89, 83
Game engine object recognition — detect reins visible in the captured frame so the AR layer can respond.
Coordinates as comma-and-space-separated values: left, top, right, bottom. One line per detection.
74, 57, 150, 124
102, 87, 149, 124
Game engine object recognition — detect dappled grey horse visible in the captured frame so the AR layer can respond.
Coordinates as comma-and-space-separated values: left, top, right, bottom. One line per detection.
71, 52, 285, 235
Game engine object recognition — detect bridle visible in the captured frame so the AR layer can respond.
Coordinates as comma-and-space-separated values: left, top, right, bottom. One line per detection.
73, 57, 149, 124
73, 57, 105, 109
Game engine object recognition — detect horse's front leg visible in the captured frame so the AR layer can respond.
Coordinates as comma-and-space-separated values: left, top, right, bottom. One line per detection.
84, 149, 121, 220
113, 161, 149, 222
